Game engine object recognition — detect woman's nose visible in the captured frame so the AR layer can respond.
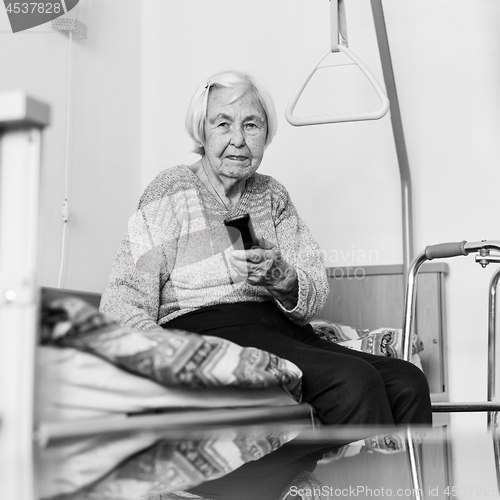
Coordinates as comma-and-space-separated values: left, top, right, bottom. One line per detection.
229, 126, 246, 147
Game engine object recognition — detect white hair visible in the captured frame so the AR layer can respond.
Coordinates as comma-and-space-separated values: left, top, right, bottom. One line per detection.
185, 70, 278, 155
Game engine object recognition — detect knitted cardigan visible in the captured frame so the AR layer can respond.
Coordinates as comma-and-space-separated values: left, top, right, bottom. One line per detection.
100, 165, 329, 330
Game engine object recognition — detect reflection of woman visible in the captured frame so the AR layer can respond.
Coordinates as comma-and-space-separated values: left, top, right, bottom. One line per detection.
101, 70, 431, 426
186, 438, 336, 500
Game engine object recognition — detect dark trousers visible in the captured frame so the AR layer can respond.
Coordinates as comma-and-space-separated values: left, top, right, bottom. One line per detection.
165, 302, 432, 426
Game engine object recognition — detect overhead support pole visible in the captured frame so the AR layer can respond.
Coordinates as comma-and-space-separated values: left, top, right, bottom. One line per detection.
370, 0, 414, 279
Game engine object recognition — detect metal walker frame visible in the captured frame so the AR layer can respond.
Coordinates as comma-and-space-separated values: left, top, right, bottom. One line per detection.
402, 240, 500, 499
403, 240, 500, 414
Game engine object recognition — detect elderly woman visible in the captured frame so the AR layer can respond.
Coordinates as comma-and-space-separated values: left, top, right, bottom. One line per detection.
100, 70, 431, 426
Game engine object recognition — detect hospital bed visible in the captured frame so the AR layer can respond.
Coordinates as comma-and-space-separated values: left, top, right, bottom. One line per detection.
37, 286, 312, 432
37, 284, 425, 437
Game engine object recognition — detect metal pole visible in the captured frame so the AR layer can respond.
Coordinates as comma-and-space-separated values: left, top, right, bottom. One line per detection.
370, 0, 414, 280
406, 427, 426, 500
402, 252, 427, 362
368, 8, 423, 493
488, 268, 500, 426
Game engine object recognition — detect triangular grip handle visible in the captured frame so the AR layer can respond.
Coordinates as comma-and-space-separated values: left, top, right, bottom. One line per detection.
286, 45, 390, 126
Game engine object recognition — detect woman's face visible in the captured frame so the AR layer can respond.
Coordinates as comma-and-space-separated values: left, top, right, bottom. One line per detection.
203, 86, 268, 183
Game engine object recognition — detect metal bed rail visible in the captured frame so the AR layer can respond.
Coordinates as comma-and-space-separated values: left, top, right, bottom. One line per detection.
0, 91, 50, 500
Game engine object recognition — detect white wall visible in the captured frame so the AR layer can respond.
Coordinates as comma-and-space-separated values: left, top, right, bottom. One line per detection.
142, 0, 500, 405
0, 0, 142, 293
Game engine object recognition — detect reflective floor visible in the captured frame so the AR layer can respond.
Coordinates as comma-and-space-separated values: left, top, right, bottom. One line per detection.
35, 412, 500, 500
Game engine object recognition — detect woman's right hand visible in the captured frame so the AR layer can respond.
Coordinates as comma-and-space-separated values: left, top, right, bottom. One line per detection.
229, 236, 299, 309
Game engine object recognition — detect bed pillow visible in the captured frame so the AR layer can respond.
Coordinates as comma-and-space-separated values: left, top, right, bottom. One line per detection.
41, 296, 302, 396
310, 319, 423, 369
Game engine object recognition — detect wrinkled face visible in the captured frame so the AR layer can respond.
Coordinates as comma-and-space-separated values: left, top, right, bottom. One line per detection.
203, 86, 268, 182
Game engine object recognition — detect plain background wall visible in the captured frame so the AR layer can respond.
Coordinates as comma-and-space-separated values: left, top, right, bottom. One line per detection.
0, 0, 141, 293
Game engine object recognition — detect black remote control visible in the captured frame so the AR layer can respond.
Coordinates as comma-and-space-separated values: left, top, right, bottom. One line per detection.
224, 213, 259, 250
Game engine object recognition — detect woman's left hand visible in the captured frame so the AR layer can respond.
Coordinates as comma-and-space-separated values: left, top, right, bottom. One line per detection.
229, 236, 298, 309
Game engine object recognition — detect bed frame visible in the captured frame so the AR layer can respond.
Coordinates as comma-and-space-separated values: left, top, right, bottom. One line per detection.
0, 92, 51, 500
317, 264, 449, 401
39, 263, 449, 442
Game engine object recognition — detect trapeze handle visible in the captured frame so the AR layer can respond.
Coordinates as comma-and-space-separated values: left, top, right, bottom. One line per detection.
285, 45, 390, 126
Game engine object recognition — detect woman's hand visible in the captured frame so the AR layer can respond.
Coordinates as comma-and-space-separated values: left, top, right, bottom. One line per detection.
229, 236, 299, 310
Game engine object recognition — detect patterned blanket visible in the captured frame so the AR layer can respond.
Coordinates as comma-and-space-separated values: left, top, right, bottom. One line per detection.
309, 319, 424, 368
41, 296, 302, 398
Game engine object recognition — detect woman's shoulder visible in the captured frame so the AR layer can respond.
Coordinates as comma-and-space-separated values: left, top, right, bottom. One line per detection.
146, 165, 193, 188
252, 173, 290, 200
139, 165, 195, 207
